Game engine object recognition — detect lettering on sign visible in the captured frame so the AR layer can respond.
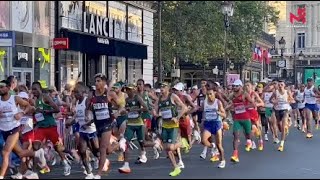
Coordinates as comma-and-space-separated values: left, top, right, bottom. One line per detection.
52, 38, 69, 49
97, 38, 109, 45
0, 33, 9, 38
290, 7, 306, 24
18, 52, 28, 61
83, 12, 109, 37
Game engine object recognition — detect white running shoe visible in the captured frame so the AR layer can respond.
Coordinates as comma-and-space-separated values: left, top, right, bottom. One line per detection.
64, 163, 71, 176
200, 151, 207, 159
138, 155, 147, 163
93, 175, 101, 179
251, 141, 257, 149
153, 146, 160, 159
118, 163, 131, 174
24, 171, 39, 179
218, 160, 226, 168
11, 172, 23, 179
178, 161, 185, 169
264, 134, 269, 141
193, 130, 201, 143
85, 173, 95, 179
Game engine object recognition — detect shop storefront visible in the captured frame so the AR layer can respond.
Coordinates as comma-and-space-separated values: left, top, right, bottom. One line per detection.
0, 1, 51, 88
55, 1, 149, 90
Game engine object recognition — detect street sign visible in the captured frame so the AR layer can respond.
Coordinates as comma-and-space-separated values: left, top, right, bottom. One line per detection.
278, 60, 286, 68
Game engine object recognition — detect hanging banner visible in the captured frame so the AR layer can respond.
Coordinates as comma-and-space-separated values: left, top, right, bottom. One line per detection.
227, 74, 240, 86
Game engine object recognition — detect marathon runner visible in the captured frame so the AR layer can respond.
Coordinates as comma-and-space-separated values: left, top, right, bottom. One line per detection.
85, 73, 119, 179
31, 81, 72, 176
270, 80, 294, 151
303, 78, 320, 138
226, 79, 255, 162
0, 80, 41, 179
201, 86, 226, 168
155, 82, 188, 176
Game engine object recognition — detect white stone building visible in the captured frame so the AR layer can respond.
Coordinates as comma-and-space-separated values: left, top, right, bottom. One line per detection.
267, 1, 320, 84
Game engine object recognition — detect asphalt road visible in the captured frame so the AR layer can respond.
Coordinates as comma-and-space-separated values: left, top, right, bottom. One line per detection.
39, 126, 320, 179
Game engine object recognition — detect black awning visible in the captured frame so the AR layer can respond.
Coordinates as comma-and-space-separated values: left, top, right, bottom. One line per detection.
60, 28, 147, 59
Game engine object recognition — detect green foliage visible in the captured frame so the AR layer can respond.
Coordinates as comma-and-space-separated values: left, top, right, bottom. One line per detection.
153, 1, 279, 73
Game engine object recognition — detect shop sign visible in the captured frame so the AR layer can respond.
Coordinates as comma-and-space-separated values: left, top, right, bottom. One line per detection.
53, 38, 69, 49
0, 31, 15, 47
97, 37, 109, 45
83, 12, 109, 37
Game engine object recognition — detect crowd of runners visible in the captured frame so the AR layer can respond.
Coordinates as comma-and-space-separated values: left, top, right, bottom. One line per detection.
0, 73, 319, 179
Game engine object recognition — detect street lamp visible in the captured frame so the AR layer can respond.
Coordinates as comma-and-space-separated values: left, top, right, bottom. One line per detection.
157, 1, 163, 84
278, 37, 286, 55
298, 51, 304, 60
221, 1, 235, 88
296, 51, 304, 85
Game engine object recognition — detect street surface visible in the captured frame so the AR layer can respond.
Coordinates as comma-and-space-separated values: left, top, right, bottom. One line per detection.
40, 127, 320, 179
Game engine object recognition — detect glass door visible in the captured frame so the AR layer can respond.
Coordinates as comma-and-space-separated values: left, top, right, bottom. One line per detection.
12, 69, 33, 89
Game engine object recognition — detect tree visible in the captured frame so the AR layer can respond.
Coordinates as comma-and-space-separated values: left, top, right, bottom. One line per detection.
153, 1, 279, 74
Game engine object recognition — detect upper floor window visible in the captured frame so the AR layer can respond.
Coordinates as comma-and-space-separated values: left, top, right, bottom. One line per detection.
297, 33, 305, 48
108, 1, 126, 39
128, 6, 142, 43
60, 1, 83, 30
85, 1, 107, 17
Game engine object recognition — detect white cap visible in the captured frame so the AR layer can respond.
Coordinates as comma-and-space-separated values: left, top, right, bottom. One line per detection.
155, 89, 161, 93
192, 85, 198, 90
214, 82, 220, 87
18, 92, 29, 99
173, 82, 184, 91
232, 79, 243, 86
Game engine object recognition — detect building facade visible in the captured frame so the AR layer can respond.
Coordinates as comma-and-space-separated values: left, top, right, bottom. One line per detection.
268, 1, 320, 85
0, 1, 53, 88
0, 1, 155, 90
54, 1, 155, 90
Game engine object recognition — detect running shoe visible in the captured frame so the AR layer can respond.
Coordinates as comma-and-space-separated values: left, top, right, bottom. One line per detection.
178, 161, 185, 169
230, 155, 239, 163
278, 145, 284, 152
306, 133, 313, 138
118, 163, 131, 174
218, 160, 226, 168
169, 167, 181, 176
39, 165, 51, 174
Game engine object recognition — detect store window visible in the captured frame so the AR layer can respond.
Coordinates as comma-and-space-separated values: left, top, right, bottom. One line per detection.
60, 1, 83, 31
127, 59, 142, 84
34, 48, 50, 84
128, 6, 142, 43
269, 62, 277, 74
0, 47, 8, 80
108, 1, 127, 39
59, 50, 81, 89
85, 1, 107, 17
108, 56, 126, 82
13, 46, 33, 68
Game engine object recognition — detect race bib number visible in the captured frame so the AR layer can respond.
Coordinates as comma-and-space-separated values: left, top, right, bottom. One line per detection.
35, 113, 45, 122
205, 110, 218, 121
20, 117, 29, 124
128, 112, 139, 119
95, 109, 110, 120
235, 105, 246, 114
161, 109, 173, 119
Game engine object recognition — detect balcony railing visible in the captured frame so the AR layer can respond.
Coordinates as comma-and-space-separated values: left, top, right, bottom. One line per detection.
259, 31, 275, 45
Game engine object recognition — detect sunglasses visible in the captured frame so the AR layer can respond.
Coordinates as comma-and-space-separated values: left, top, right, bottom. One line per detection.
232, 85, 240, 88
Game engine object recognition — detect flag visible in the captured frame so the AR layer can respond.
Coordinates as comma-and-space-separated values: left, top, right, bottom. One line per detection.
251, 43, 257, 60
266, 49, 272, 64
258, 47, 263, 62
